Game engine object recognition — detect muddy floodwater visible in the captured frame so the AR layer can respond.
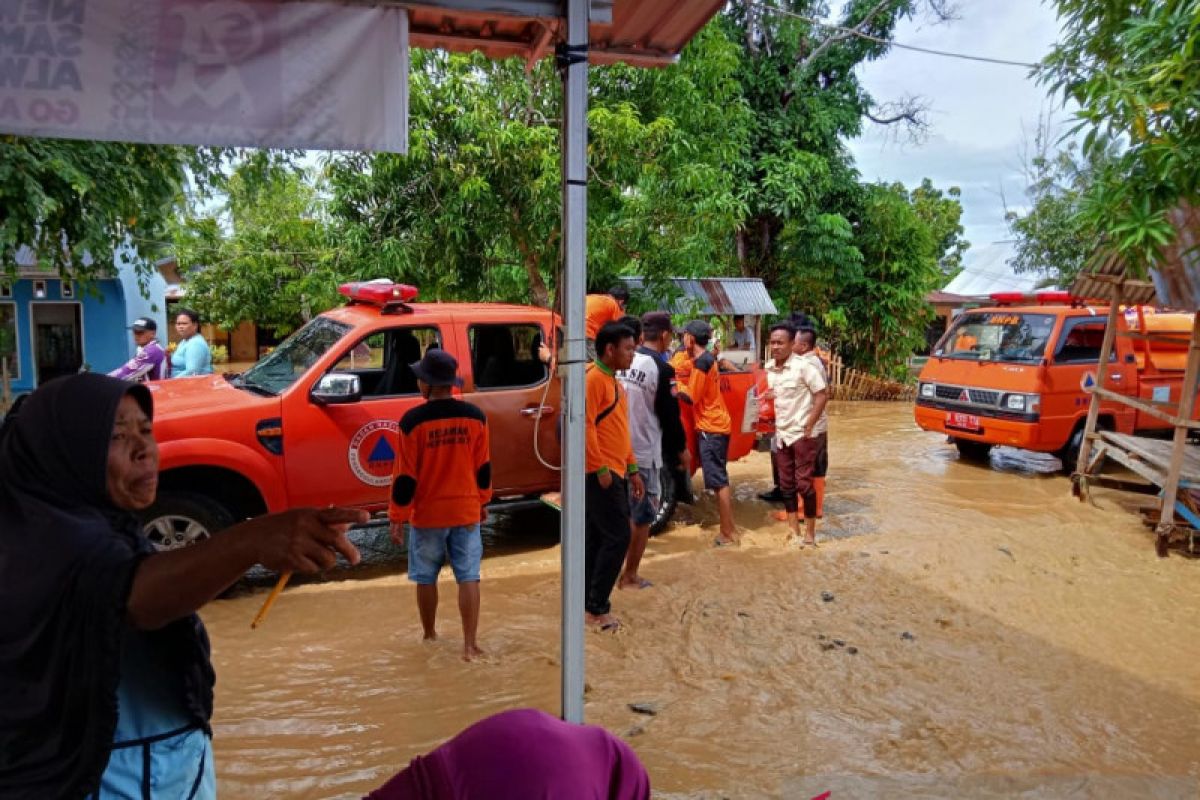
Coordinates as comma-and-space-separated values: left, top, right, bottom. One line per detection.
201, 402, 1200, 798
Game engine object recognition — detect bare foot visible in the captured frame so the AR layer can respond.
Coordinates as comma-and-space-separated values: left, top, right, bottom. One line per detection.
422, 631, 438, 642
462, 643, 485, 662
618, 575, 653, 590
585, 612, 621, 632
803, 537, 818, 548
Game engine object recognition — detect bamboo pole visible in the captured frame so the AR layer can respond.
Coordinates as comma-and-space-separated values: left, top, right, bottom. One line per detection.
1156, 312, 1200, 556
1076, 294, 1123, 477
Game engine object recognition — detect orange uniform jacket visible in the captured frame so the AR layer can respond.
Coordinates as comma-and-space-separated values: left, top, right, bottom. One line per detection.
586, 361, 638, 478
585, 295, 623, 340
389, 398, 493, 528
681, 351, 732, 435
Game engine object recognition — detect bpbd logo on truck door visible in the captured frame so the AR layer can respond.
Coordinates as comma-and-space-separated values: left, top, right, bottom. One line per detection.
348, 420, 399, 486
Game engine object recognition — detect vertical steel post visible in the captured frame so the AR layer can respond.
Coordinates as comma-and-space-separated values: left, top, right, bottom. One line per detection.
559, 0, 588, 723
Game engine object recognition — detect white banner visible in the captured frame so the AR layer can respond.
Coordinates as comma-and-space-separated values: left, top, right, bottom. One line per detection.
0, 0, 408, 152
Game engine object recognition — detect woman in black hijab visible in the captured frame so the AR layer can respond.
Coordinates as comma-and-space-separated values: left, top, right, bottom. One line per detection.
0, 374, 367, 799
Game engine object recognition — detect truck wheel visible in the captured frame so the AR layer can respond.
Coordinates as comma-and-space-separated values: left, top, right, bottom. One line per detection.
953, 439, 993, 461
649, 466, 678, 536
141, 491, 235, 551
1060, 424, 1087, 474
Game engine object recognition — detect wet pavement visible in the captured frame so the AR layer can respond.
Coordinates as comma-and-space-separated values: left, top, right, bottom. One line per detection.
201, 402, 1200, 798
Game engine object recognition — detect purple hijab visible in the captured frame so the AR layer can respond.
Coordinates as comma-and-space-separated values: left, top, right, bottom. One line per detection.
368, 709, 651, 800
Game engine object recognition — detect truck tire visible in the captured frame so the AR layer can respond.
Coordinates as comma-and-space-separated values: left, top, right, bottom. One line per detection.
649, 465, 678, 536
1060, 423, 1088, 474
141, 490, 235, 551
953, 438, 993, 461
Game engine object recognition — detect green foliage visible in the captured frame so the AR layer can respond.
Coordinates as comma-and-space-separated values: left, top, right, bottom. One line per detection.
326, 25, 750, 308
171, 160, 336, 335
1041, 0, 1200, 273
1007, 129, 1118, 287
0, 138, 218, 280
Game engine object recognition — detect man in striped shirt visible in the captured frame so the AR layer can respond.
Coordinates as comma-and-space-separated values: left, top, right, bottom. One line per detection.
389, 350, 492, 661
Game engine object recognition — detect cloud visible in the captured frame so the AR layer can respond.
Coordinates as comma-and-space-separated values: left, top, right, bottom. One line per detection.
843, 0, 1064, 250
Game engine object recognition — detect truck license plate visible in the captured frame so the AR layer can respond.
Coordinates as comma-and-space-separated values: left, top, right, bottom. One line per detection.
947, 412, 981, 431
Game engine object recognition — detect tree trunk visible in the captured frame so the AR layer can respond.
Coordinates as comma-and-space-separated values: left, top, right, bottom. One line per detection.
736, 229, 750, 276
525, 257, 551, 308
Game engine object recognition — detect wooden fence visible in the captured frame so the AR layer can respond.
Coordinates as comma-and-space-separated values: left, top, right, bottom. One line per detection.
828, 354, 916, 402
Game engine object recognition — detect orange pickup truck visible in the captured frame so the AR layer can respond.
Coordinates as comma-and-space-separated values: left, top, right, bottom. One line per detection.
140, 281, 757, 548
914, 291, 1196, 469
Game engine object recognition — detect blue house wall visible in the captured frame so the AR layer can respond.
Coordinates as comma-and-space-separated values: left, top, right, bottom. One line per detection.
2, 278, 130, 395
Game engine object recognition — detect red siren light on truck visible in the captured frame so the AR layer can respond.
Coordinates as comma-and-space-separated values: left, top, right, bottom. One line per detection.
339, 280, 419, 306
988, 290, 1080, 307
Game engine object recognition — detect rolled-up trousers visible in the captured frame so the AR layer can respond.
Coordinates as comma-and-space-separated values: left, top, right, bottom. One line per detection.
774, 433, 827, 519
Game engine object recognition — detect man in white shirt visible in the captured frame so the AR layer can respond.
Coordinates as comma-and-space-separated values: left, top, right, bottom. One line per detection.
764, 324, 828, 547
616, 314, 688, 589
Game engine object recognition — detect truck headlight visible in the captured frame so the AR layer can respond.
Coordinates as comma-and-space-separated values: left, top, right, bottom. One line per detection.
1006, 394, 1026, 410
920, 382, 935, 398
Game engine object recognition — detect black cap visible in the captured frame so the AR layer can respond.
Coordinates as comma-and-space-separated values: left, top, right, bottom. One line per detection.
129, 317, 156, 332
410, 349, 463, 387
683, 319, 712, 339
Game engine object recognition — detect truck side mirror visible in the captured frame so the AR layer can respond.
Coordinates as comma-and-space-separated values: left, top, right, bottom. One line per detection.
311, 373, 362, 405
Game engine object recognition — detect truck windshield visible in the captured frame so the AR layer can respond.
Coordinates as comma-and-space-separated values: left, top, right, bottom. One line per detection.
237, 317, 351, 395
936, 311, 1056, 364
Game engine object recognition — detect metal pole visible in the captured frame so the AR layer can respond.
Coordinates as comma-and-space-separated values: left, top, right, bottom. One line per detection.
559, 0, 588, 724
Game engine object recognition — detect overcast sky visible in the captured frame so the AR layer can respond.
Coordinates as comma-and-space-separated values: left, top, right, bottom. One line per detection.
845, 0, 1065, 262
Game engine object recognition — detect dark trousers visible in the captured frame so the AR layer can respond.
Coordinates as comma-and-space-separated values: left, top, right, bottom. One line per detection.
584, 472, 631, 616
775, 433, 827, 518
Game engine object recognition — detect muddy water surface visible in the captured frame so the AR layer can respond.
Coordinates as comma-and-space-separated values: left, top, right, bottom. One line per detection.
202, 402, 1200, 798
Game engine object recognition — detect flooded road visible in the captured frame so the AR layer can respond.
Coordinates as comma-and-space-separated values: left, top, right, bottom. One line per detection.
201, 402, 1200, 798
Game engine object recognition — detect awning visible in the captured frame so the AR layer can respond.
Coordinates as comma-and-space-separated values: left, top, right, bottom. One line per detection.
620, 277, 778, 316
406, 0, 726, 67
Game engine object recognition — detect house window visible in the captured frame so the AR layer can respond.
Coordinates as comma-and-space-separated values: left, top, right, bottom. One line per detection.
32, 281, 47, 299
468, 324, 549, 389
0, 304, 18, 381
60, 281, 75, 299
0, 284, 11, 298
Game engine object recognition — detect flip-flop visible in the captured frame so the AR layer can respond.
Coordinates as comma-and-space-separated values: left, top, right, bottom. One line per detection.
593, 619, 621, 633
713, 538, 737, 548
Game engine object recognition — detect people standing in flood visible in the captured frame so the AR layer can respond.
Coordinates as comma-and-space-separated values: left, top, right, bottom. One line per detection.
585, 285, 630, 360
108, 317, 167, 382
616, 315, 688, 590
170, 308, 213, 378
388, 350, 492, 661
770, 327, 829, 548
677, 320, 738, 547
585, 322, 645, 631
0, 374, 366, 799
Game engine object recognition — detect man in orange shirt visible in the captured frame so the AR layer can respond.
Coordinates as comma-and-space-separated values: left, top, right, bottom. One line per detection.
678, 320, 738, 546
389, 350, 492, 661
585, 321, 645, 631
585, 285, 629, 359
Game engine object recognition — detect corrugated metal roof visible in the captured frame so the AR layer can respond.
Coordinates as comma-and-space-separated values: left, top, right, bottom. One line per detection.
621, 277, 777, 316
941, 242, 1044, 296
406, 0, 726, 67
1070, 203, 1200, 310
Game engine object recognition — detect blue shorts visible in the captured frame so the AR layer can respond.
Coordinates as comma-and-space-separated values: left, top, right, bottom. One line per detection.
699, 432, 730, 490
629, 467, 661, 525
407, 524, 482, 584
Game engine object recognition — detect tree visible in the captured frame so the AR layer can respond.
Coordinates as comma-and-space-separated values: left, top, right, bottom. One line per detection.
910, 179, 968, 279
836, 182, 944, 376
1040, 0, 1200, 272
171, 160, 336, 335
1005, 120, 1116, 288
326, 25, 750, 308
0, 138, 219, 281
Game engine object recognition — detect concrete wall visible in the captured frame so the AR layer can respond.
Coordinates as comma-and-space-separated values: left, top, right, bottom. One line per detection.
1, 278, 128, 394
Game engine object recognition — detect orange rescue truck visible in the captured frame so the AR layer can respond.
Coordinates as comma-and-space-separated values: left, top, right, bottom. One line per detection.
140, 281, 758, 547
914, 291, 1197, 469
